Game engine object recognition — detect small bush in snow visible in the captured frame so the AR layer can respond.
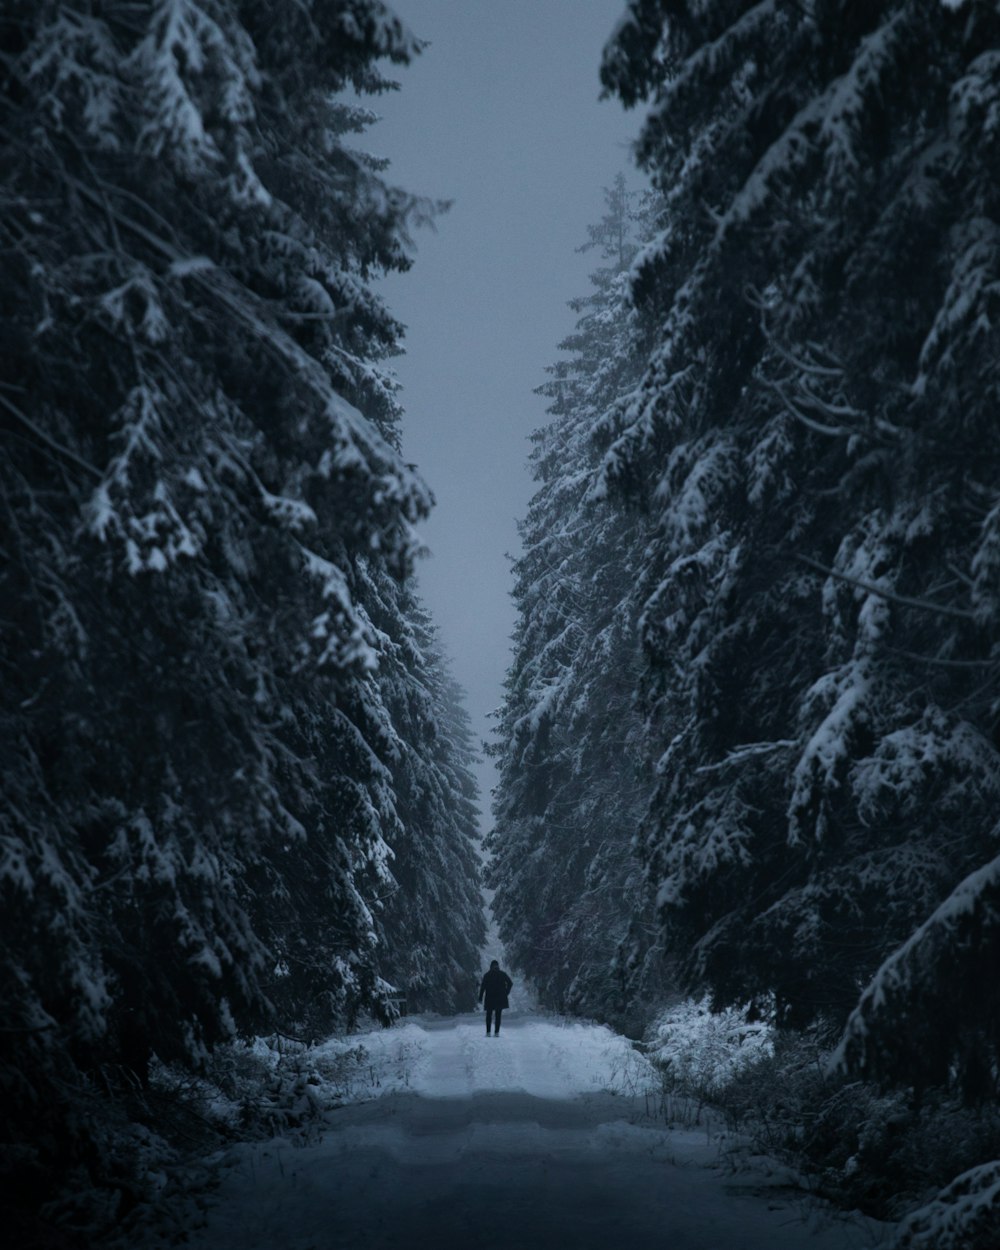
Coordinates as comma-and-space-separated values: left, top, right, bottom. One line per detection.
707, 1029, 1000, 1225
647, 997, 774, 1103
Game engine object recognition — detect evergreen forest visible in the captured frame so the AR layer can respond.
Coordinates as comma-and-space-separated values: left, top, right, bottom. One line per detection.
1, 0, 485, 1233
489, 0, 1000, 1240
2, 3, 1000, 1248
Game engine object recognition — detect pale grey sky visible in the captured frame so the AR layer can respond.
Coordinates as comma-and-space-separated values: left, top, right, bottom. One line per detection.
370, 1, 644, 822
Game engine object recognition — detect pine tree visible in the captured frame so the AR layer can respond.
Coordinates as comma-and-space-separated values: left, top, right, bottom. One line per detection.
487, 180, 665, 1022
0, 0, 481, 1185
600, 0, 1000, 1078
362, 572, 486, 1014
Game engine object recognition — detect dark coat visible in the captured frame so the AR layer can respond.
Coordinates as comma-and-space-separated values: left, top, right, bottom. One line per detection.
478, 967, 513, 1009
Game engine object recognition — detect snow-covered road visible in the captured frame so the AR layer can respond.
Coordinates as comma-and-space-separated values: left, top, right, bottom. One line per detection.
186, 1014, 884, 1250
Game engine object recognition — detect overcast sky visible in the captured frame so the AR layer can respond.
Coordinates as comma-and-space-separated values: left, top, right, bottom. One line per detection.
369, 1, 645, 822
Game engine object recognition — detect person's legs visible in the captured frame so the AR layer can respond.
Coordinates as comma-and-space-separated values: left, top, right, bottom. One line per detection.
494, 1007, 503, 1035
485, 1007, 494, 1035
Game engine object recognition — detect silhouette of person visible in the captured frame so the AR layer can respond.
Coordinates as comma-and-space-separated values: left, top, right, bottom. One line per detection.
478, 959, 513, 1035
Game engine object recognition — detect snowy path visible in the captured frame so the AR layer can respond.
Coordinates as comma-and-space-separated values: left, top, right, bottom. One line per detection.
187, 1014, 884, 1250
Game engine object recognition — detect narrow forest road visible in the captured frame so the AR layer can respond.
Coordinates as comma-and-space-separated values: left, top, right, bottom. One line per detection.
185, 1015, 884, 1250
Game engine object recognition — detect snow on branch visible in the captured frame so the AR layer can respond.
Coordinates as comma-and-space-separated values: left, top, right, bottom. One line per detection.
892, 1160, 1000, 1250
798, 555, 975, 621
834, 850, 1000, 1084
695, 739, 796, 775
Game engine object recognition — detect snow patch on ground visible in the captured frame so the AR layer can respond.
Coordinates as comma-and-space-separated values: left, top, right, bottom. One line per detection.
314, 1012, 654, 1102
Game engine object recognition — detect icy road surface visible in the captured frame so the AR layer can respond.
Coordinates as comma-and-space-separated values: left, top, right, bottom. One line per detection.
188, 1014, 884, 1250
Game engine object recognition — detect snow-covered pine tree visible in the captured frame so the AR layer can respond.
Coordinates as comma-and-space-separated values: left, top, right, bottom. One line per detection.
600, 0, 1000, 1079
487, 179, 666, 1022
0, 0, 480, 1181
359, 569, 486, 1014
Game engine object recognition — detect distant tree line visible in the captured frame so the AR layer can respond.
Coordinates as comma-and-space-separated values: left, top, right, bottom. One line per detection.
0, 0, 483, 1207
489, 0, 1000, 1230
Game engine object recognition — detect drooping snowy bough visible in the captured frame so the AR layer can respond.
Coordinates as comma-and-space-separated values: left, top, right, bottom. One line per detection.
836, 852, 1000, 1100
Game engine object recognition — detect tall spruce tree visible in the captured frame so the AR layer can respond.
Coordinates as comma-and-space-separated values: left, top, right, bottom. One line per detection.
487, 179, 665, 1022
600, 0, 1000, 1089
363, 573, 486, 1014
0, 0, 482, 1180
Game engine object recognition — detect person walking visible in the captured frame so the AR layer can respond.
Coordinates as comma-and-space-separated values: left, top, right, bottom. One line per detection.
478, 960, 513, 1036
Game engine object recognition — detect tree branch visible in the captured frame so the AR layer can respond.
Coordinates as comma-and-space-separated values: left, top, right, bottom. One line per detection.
885, 646, 996, 669
797, 555, 975, 621
0, 393, 102, 480
765, 377, 850, 438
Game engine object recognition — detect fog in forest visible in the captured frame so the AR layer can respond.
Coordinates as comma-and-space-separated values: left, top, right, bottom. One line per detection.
369, 0, 645, 812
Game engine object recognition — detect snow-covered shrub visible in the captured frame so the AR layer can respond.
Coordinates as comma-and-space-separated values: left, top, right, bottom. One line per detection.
199, 1036, 380, 1135
705, 1028, 1000, 1223
696, 1026, 830, 1145
800, 1079, 915, 1213
647, 997, 773, 1103
779, 1079, 999, 1222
